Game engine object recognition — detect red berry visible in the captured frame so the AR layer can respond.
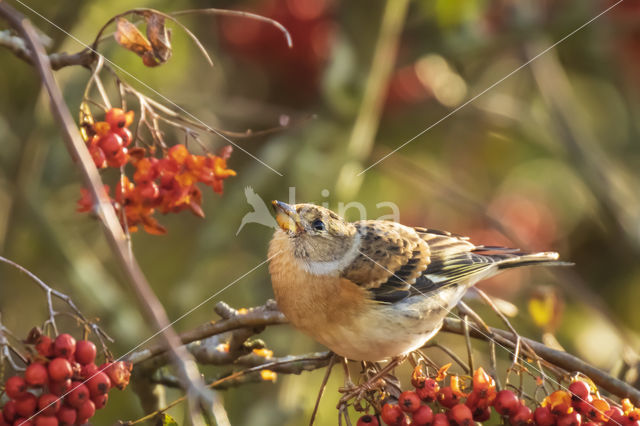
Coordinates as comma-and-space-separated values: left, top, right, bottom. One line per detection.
12, 418, 32, 426
115, 127, 133, 147
102, 361, 132, 390
381, 403, 404, 426
450, 403, 473, 426
510, 404, 532, 426
472, 406, 491, 422
66, 382, 89, 408
3, 400, 17, 423
87, 372, 111, 397
575, 401, 598, 419
36, 336, 53, 358
48, 378, 71, 397
98, 133, 123, 156
416, 378, 439, 402
37, 394, 61, 416
34, 416, 58, 426
465, 390, 483, 409
557, 411, 581, 426
399, 391, 421, 413
89, 146, 107, 168
14, 393, 37, 417
433, 412, 450, 426
534, 406, 555, 426
53, 334, 76, 359
56, 406, 76, 426
74, 341, 96, 366
138, 182, 159, 199
569, 381, 591, 402
76, 400, 95, 424
105, 108, 133, 129
48, 358, 72, 382
494, 390, 520, 417
412, 405, 433, 426
106, 147, 128, 168
80, 363, 98, 379
356, 414, 379, 426
605, 407, 625, 426
437, 386, 459, 409
25, 363, 48, 387
91, 393, 108, 410
5, 376, 28, 399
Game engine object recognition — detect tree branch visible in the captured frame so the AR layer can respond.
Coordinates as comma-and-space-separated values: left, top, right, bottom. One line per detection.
0, 29, 94, 70
126, 300, 287, 365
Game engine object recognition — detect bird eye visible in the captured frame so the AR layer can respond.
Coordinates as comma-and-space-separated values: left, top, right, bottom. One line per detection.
312, 219, 326, 231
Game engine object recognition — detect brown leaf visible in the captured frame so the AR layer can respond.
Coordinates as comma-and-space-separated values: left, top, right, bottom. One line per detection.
114, 18, 154, 61
145, 12, 172, 64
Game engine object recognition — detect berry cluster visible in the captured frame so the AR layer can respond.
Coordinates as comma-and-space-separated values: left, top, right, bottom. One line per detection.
359, 366, 632, 426
1, 333, 131, 426
78, 108, 236, 234
85, 108, 134, 169
535, 382, 639, 426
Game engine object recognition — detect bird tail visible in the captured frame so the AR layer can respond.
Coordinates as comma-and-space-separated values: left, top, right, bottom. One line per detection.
489, 251, 573, 270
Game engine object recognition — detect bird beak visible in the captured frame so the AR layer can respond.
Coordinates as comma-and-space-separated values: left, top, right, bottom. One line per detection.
272, 200, 301, 234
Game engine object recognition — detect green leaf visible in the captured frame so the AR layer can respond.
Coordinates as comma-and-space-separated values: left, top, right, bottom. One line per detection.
157, 413, 179, 426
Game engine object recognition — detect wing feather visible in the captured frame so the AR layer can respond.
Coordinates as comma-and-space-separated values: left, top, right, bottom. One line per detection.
343, 225, 562, 304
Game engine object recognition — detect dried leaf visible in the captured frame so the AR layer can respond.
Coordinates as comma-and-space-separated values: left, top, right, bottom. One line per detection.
79, 101, 95, 142
435, 363, 452, 381
145, 12, 172, 64
114, 18, 155, 63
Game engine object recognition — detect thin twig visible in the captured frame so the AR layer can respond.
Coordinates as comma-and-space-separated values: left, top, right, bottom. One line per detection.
424, 342, 470, 374
462, 315, 474, 373
171, 8, 292, 48
310, 354, 337, 426
474, 288, 550, 392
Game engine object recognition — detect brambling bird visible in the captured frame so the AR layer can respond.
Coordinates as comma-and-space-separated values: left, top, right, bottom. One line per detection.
268, 201, 566, 362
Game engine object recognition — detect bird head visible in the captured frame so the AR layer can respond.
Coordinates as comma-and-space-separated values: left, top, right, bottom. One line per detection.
271, 201, 358, 267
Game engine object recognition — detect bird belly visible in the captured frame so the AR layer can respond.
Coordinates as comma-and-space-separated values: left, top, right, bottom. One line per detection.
312, 298, 448, 361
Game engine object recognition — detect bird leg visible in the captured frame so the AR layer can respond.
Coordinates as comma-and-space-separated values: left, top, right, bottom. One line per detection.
337, 355, 406, 407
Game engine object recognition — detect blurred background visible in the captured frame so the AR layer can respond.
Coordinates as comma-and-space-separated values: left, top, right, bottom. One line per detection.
1, 0, 640, 424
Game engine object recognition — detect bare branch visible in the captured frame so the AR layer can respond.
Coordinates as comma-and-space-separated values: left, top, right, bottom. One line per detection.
0, 30, 94, 70
126, 300, 286, 365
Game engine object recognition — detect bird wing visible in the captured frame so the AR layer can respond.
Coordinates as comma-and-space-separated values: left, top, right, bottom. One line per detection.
345, 225, 556, 304
341, 221, 430, 290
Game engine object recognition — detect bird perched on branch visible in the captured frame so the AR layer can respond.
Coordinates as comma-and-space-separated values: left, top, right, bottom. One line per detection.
268, 201, 569, 362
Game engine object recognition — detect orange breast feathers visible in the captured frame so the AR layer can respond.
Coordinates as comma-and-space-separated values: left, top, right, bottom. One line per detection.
268, 231, 372, 334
